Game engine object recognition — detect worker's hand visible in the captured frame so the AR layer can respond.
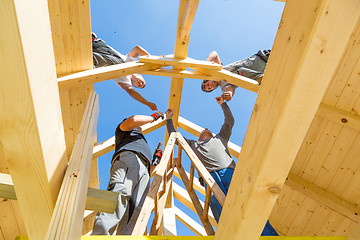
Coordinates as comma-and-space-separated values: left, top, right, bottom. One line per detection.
147, 102, 157, 111
215, 96, 224, 105
221, 91, 233, 101
165, 109, 174, 119
151, 111, 164, 122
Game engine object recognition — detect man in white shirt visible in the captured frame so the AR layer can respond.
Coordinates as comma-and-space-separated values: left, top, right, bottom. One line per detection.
92, 33, 157, 110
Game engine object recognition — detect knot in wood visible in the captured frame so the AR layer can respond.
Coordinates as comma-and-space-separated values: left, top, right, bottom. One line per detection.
268, 186, 281, 195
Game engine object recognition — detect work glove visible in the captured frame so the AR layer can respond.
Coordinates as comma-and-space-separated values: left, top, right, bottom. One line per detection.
151, 111, 164, 122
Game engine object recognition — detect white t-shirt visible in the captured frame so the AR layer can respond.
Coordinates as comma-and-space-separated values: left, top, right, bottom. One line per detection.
111, 49, 137, 87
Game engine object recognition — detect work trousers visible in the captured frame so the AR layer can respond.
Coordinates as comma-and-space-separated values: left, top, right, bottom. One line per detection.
92, 151, 150, 235
92, 39, 125, 68
223, 52, 267, 84
206, 168, 278, 236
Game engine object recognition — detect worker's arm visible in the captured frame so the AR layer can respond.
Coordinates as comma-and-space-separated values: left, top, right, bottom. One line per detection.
165, 109, 195, 145
128, 45, 150, 58
120, 111, 163, 131
217, 97, 234, 142
206, 50, 222, 65
118, 82, 157, 110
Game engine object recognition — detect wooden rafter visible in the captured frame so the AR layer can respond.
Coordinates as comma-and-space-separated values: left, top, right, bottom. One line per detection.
285, 173, 360, 223
58, 62, 162, 89
216, 0, 360, 239
317, 103, 360, 131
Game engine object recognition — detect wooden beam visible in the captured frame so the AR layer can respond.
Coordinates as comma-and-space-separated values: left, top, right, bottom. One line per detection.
92, 119, 166, 159
216, 0, 360, 239
174, 168, 206, 196
0, 173, 117, 213
132, 133, 177, 235
178, 116, 241, 158
285, 173, 360, 223
173, 182, 217, 228
349, 221, 360, 240
174, 206, 207, 236
149, 168, 174, 235
139, 55, 222, 70
176, 162, 215, 235
58, 62, 161, 89
317, 103, 360, 131
46, 92, 99, 239
0, 0, 68, 238
142, 68, 218, 80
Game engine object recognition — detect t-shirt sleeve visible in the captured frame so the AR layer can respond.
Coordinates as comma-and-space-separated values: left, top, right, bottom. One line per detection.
219, 80, 238, 92
113, 75, 132, 87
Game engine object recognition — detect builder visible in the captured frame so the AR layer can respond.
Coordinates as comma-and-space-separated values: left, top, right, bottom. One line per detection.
92, 33, 157, 110
201, 50, 270, 101
165, 98, 278, 235
92, 110, 164, 235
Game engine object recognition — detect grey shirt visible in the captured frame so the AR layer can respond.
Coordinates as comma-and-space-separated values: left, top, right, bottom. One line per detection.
166, 102, 236, 172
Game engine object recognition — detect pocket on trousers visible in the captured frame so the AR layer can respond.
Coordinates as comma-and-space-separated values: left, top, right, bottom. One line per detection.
109, 160, 128, 186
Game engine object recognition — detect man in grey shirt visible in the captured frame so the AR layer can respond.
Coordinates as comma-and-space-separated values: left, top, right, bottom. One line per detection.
165, 96, 235, 222
165, 98, 279, 236
201, 50, 270, 101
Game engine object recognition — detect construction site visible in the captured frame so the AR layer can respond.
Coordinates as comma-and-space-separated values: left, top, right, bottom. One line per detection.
1, 0, 360, 239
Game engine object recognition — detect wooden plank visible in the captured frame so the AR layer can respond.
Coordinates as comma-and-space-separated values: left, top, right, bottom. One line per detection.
176, 163, 215, 235
0, 0, 69, 238
132, 133, 177, 235
317, 103, 360, 131
349, 221, 360, 240
139, 56, 221, 70
286, 173, 360, 222
302, 204, 332, 236
313, 126, 358, 190
149, 169, 174, 235
142, 68, 218, 80
177, 133, 226, 206
174, 206, 207, 236
46, 92, 99, 239
215, 0, 360, 239
300, 121, 342, 183
327, 133, 360, 197
92, 119, 165, 159
0, 173, 117, 213
82, 211, 97, 235
178, 116, 241, 158
58, 62, 161, 89
173, 182, 217, 228
203, 187, 211, 221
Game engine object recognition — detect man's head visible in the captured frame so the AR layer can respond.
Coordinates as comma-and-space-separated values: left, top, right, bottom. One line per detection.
199, 128, 213, 141
201, 80, 219, 92
131, 74, 146, 89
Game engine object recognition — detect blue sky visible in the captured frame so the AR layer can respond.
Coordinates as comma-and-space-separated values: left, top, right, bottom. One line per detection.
90, 0, 284, 235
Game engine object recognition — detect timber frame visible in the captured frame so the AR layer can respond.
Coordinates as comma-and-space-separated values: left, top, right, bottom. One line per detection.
1, 0, 360, 239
